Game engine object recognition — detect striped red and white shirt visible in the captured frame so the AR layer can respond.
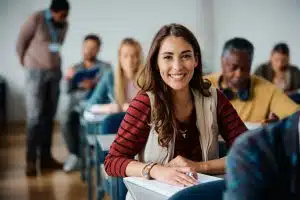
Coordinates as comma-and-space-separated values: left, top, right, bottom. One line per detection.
104, 89, 247, 177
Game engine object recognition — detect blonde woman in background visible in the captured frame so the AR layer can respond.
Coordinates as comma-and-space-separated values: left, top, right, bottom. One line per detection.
86, 37, 143, 132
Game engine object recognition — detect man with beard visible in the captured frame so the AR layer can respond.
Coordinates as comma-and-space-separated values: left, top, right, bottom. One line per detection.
61, 34, 112, 172
205, 38, 299, 124
16, 0, 70, 176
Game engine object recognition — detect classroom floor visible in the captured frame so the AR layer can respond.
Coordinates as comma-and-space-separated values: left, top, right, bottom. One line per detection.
0, 124, 108, 200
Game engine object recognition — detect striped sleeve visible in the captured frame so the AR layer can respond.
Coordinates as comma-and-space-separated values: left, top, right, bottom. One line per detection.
216, 89, 248, 146
104, 92, 151, 177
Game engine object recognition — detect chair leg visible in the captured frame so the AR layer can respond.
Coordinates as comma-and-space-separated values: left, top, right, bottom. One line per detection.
96, 144, 105, 200
87, 144, 93, 200
111, 177, 117, 200
80, 133, 87, 182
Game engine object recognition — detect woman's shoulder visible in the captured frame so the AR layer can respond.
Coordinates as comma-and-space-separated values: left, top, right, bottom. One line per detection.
257, 62, 269, 68
204, 87, 226, 107
289, 65, 300, 73
128, 91, 152, 120
133, 91, 151, 107
254, 62, 270, 75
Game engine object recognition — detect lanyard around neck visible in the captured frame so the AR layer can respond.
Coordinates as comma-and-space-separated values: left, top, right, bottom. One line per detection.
44, 9, 58, 43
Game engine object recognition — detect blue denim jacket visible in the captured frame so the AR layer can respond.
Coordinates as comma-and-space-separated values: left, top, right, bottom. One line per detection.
86, 69, 114, 109
67, 59, 112, 98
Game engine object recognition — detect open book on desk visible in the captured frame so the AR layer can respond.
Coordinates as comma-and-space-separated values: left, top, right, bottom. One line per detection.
124, 173, 222, 200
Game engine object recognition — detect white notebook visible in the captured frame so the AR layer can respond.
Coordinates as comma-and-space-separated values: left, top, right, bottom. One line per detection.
244, 122, 262, 130
124, 173, 222, 200
83, 110, 106, 122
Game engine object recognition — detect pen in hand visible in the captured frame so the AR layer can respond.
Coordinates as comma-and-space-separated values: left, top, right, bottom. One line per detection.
186, 172, 199, 183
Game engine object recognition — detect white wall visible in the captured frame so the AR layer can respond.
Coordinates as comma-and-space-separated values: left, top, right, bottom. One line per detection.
2, 0, 300, 121
212, 0, 300, 72
1, 0, 211, 121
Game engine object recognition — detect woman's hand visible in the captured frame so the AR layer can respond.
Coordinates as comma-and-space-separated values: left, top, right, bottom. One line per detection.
167, 155, 196, 169
262, 112, 279, 125
65, 67, 75, 80
122, 103, 130, 112
150, 165, 198, 187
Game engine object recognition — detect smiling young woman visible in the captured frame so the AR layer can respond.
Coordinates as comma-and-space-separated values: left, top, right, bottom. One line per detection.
104, 23, 247, 200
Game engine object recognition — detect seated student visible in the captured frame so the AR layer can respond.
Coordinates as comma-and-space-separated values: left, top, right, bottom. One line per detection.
255, 43, 300, 104
104, 24, 247, 199
86, 38, 143, 132
224, 111, 300, 200
205, 38, 299, 124
255, 43, 300, 94
61, 34, 111, 172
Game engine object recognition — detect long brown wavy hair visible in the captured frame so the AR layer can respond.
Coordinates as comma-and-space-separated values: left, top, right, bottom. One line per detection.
137, 23, 211, 147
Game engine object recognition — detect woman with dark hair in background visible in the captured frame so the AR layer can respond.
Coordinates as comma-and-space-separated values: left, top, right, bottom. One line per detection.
255, 43, 300, 103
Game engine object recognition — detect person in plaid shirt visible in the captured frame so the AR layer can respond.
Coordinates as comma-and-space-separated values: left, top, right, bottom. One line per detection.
224, 111, 300, 200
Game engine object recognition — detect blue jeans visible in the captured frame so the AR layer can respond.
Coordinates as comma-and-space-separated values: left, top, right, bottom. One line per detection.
61, 92, 87, 157
25, 68, 61, 161
168, 180, 225, 200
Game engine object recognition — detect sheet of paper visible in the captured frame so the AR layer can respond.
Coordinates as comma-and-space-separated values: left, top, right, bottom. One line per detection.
244, 122, 262, 130
124, 173, 222, 198
83, 110, 106, 122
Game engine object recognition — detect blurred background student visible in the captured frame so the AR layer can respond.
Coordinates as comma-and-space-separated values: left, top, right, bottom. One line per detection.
87, 37, 143, 117
61, 34, 112, 172
255, 42, 300, 103
206, 38, 299, 125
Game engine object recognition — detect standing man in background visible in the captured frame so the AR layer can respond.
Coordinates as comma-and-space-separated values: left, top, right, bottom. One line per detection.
16, 0, 70, 176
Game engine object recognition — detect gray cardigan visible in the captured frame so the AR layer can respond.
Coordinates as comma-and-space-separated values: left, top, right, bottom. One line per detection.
254, 63, 300, 92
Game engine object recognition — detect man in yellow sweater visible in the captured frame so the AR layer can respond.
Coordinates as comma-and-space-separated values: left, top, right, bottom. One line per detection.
206, 37, 299, 123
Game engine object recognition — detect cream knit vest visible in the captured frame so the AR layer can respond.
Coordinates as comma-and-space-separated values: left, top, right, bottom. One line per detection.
136, 87, 219, 164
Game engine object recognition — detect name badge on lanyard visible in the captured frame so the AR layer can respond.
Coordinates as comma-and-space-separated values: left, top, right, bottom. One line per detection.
44, 9, 61, 53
